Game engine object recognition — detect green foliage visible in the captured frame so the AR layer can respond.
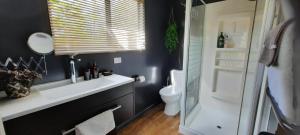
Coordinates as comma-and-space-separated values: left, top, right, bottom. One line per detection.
165, 22, 178, 53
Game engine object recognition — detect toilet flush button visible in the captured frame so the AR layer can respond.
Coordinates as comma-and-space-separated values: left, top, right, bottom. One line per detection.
114, 57, 122, 64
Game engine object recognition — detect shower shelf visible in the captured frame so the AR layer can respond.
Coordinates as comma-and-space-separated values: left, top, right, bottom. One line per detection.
212, 12, 252, 105
215, 58, 245, 61
214, 66, 244, 72
216, 48, 247, 52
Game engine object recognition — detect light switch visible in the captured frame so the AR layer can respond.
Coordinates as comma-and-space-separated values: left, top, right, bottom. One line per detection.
114, 57, 122, 64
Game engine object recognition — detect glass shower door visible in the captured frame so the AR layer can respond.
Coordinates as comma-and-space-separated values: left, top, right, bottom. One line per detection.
185, 3, 205, 119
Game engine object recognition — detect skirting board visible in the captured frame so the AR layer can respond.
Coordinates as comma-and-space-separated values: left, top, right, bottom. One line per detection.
179, 125, 204, 135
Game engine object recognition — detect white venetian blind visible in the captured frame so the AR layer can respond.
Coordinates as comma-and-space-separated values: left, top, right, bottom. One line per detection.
48, 0, 145, 55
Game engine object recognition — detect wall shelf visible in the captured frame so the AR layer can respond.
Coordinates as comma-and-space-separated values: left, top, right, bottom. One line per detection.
216, 48, 247, 52
215, 57, 245, 61
211, 11, 253, 104
214, 66, 244, 72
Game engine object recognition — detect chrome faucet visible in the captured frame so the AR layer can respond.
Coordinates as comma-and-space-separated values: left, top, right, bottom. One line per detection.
69, 55, 81, 83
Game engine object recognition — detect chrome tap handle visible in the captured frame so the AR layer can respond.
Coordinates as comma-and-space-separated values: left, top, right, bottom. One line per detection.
69, 55, 80, 83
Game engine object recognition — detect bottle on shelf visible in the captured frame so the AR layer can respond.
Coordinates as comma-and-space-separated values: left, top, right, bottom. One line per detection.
217, 32, 225, 48
90, 62, 98, 79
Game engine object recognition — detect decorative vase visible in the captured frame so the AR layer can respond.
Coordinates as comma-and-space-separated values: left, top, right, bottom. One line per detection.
5, 81, 32, 98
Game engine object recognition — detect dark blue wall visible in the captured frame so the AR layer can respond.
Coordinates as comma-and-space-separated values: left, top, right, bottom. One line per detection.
0, 0, 184, 112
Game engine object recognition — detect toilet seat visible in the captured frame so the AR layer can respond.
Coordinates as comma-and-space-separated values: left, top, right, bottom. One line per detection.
159, 86, 180, 97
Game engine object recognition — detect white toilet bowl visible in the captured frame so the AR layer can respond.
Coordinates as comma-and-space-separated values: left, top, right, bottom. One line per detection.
159, 70, 183, 116
160, 86, 181, 116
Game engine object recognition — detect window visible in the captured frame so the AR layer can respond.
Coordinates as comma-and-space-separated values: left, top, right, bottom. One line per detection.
48, 0, 145, 55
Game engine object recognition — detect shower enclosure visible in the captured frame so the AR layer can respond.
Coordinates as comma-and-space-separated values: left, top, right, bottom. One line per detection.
181, 0, 272, 134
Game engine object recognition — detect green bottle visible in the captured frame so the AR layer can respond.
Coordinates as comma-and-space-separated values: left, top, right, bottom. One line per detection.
217, 32, 225, 48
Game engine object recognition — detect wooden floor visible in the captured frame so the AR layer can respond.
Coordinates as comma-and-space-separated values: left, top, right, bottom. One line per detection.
118, 104, 181, 135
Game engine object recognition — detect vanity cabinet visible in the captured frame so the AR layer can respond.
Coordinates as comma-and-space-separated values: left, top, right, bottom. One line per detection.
3, 83, 134, 135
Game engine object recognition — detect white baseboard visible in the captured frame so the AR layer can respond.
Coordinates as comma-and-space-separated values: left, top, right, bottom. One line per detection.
179, 125, 204, 135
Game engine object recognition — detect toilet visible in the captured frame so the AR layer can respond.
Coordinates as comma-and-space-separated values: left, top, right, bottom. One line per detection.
159, 70, 184, 116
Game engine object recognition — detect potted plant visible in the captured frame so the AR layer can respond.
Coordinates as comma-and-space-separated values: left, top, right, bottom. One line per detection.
165, 8, 179, 54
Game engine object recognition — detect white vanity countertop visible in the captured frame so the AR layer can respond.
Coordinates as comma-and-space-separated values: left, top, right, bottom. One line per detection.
0, 74, 134, 122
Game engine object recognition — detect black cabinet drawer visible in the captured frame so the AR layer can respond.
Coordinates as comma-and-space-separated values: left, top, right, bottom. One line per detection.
4, 83, 134, 135
106, 94, 134, 128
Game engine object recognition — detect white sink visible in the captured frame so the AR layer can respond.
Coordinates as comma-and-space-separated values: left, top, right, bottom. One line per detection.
39, 78, 113, 100
0, 74, 134, 121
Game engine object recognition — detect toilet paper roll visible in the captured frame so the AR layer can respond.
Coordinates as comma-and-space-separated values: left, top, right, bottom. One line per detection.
138, 76, 146, 83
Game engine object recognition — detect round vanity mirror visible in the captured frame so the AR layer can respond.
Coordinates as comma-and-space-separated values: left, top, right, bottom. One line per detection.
27, 32, 54, 54
27, 32, 54, 75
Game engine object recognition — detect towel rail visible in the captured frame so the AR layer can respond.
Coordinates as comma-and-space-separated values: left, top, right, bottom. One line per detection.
111, 105, 122, 111
62, 105, 122, 135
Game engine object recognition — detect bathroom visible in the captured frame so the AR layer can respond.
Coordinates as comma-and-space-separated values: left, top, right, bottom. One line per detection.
0, 0, 299, 135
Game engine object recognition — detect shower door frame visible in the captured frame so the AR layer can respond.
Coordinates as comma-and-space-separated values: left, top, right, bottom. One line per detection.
179, 0, 206, 134
180, 0, 192, 127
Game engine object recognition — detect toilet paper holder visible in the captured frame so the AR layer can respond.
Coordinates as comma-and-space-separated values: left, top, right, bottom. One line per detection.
131, 75, 146, 83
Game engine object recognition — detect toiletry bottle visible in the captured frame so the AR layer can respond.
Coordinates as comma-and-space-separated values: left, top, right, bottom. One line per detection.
224, 34, 229, 48
90, 63, 94, 79
217, 32, 225, 48
95, 67, 99, 78
91, 62, 97, 79
84, 69, 91, 80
